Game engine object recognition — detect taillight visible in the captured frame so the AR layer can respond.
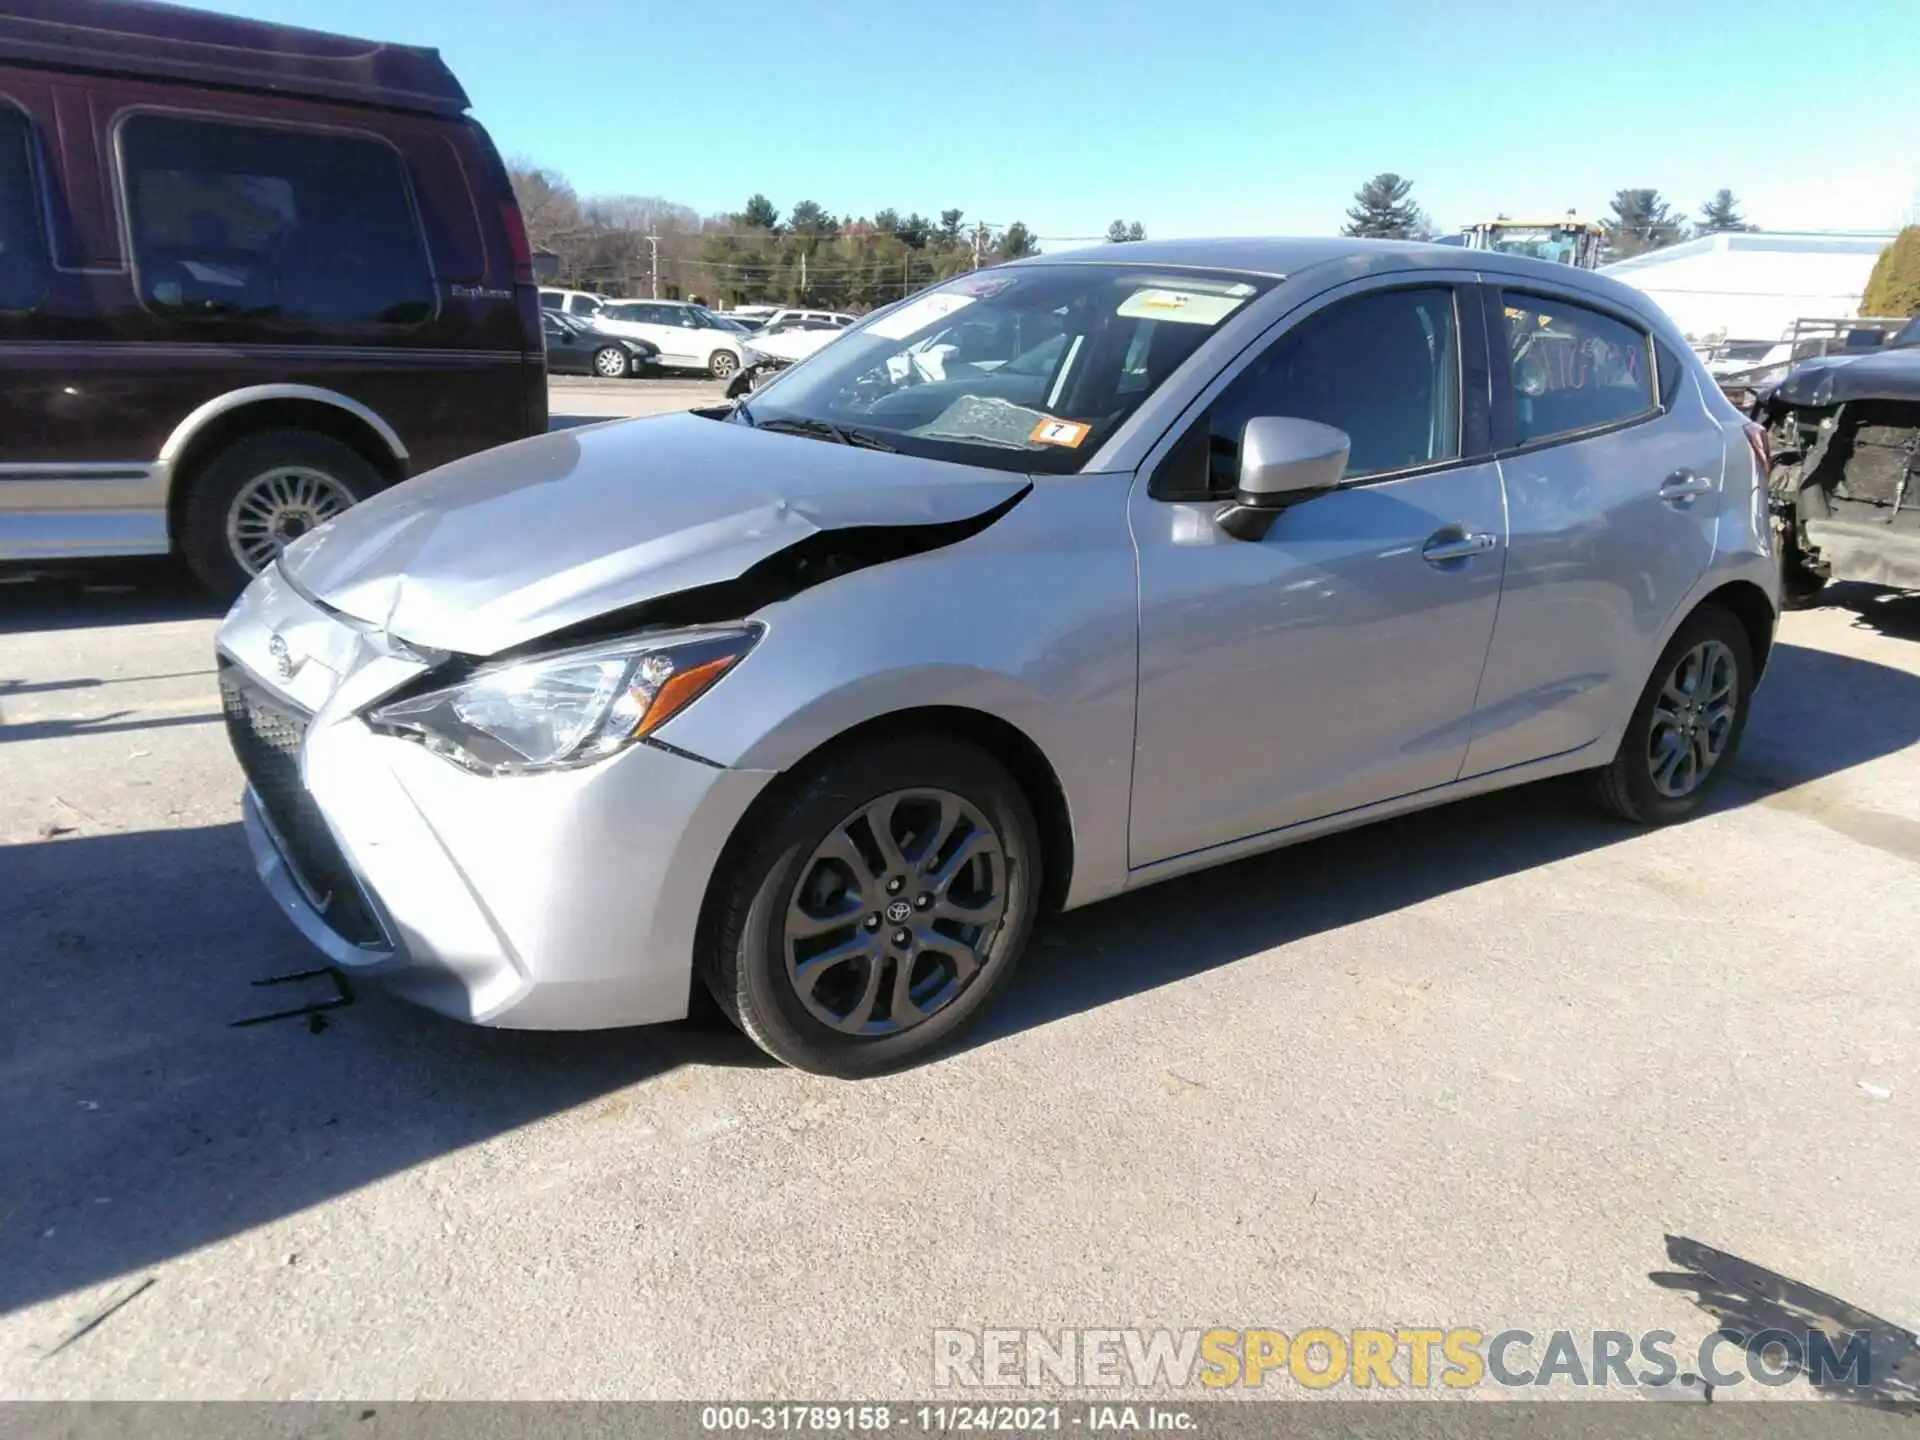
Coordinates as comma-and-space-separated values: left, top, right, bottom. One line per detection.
1743, 421, 1769, 478
499, 198, 534, 286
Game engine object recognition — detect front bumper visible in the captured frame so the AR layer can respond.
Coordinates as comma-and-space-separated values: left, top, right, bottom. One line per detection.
220, 579, 774, 1029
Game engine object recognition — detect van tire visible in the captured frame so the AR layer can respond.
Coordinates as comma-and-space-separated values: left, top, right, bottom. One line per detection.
178, 429, 384, 601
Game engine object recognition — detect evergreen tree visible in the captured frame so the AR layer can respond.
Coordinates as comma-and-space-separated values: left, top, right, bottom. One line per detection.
1342, 173, 1422, 239
1603, 189, 1685, 258
786, 200, 836, 236
738, 193, 780, 231
1698, 189, 1750, 233
996, 221, 1040, 260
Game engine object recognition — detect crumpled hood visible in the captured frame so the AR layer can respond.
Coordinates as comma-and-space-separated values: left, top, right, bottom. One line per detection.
1770, 347, 1920, 408
279, 412, 1030, 655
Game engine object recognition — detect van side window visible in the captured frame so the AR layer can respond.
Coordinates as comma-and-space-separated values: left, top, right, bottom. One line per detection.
0, 108, 50, 313
1499, 294, 1655, 444
119, 114, 433, 326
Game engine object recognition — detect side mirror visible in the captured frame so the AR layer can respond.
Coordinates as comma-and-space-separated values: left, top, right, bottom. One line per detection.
1216, 416, 1350, 541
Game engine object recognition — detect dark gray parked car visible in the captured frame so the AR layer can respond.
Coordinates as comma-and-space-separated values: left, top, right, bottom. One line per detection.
540, 312, 658, 379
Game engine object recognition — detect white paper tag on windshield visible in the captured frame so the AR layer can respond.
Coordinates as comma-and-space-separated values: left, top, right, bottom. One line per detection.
1116, 288, 1245, 325
866, 292, 976, 340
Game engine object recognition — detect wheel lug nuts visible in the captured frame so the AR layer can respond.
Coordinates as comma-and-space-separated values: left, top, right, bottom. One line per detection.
865, 916, 880, 930
886, 878, 903, 895
915, 894, 932, 910
892, 929, 911, 947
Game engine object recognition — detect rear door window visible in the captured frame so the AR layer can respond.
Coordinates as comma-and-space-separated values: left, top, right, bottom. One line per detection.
0, 108, 49, 312
119, 114, 434, 326
1498, 294, 1655, 445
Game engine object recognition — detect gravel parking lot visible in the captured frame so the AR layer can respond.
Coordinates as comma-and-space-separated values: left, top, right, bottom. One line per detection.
2, 380, 1918, 1399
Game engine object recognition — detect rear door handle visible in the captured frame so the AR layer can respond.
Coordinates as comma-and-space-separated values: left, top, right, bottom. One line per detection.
1421, 529, 1499, 565
1659, 469, 1715, 502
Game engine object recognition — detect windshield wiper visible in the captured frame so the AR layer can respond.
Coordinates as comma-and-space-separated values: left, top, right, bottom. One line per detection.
753, 416, 897, 452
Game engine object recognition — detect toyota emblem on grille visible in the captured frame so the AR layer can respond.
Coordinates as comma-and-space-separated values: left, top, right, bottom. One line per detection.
268, 634, 296, 681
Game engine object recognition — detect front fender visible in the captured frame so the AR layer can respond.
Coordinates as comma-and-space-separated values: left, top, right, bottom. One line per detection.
653, 472, 1141, 908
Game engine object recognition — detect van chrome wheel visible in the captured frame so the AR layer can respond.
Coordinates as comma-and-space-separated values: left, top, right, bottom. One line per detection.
783, 788, 1008, 1036
1647, 639, 1738, 798
225, 465, 357, 574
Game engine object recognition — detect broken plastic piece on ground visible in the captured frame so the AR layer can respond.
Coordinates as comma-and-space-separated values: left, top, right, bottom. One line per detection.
231, 966, 354, 1028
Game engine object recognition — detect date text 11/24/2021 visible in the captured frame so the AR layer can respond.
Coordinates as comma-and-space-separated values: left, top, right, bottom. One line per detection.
700, 1405, 1198, 1432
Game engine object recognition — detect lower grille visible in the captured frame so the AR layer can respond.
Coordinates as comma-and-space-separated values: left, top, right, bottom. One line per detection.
219, 662, 388, 949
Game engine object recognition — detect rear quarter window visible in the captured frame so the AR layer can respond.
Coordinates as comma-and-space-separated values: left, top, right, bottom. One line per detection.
0, 107, 49, 312
1655, 337, 1687, 408
118, 113, 434, 326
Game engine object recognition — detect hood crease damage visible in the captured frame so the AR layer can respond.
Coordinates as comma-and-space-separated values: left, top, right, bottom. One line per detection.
274, 411, 1035, 655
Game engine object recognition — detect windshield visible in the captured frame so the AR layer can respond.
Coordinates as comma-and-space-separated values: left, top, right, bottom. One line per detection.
1488, 228, 1580, 265
740, 265, 1272, 473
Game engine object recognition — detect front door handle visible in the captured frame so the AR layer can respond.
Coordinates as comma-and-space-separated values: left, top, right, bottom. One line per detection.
1659, 469, 1716, 503
1421, 529, 1499, 565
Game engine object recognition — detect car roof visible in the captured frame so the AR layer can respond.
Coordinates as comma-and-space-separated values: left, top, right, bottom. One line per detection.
0, 0, 470, 117
1012, 236, 1680, 332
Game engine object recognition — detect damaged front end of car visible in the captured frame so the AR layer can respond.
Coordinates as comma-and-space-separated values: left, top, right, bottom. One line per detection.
1758, 351, 1920, 603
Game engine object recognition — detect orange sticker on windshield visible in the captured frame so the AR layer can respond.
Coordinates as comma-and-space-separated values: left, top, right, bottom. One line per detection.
1030, 418, 1091, 448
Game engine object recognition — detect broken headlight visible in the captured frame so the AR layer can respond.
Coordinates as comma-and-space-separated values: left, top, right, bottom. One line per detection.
368, 626, 759, 775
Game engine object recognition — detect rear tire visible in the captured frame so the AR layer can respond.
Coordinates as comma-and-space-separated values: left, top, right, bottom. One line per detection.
699, 736, 1041, 1077
178, 429, 384, 602
1590, 603, 1754, 825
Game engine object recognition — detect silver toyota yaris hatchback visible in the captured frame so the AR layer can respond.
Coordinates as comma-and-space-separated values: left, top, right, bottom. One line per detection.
218, 238, 1779, 1075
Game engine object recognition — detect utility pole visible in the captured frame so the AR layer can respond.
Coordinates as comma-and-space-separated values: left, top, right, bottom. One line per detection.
645, 235, 659, 298
800, 249, 807, 299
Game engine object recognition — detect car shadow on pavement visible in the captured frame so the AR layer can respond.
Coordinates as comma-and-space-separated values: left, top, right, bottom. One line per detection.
0, 562, 223, 636
0, 637, 1914, 1317
1819, 581, 1920, 643
0, 820, 766, 1317
974, 635, 1920, 1050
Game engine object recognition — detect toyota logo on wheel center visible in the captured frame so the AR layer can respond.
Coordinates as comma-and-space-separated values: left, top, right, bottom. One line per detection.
884, 900, 912, 924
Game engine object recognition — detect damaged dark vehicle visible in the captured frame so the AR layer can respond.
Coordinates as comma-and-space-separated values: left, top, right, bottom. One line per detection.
1760, 314, 1920, 603
216, 241, 1779, 1075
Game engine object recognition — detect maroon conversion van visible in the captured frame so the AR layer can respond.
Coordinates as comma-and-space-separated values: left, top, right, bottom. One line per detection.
0, 0, 546, 597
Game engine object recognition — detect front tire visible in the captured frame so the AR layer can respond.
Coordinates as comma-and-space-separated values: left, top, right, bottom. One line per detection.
699, 736, 1042, 1076
709, 349, 740, 380
592, 345, 631, 379
178, 429, 383, 601
1591, 603, 1754, 824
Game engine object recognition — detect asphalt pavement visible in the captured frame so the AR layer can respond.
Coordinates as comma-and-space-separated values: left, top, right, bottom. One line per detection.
1, 382, 1918, 1400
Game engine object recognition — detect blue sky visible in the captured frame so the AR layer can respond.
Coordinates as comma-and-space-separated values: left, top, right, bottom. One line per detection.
204, 0, 1917, 243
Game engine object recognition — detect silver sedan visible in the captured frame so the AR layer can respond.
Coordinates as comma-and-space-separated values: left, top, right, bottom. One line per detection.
217, 238, 1779, 1074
